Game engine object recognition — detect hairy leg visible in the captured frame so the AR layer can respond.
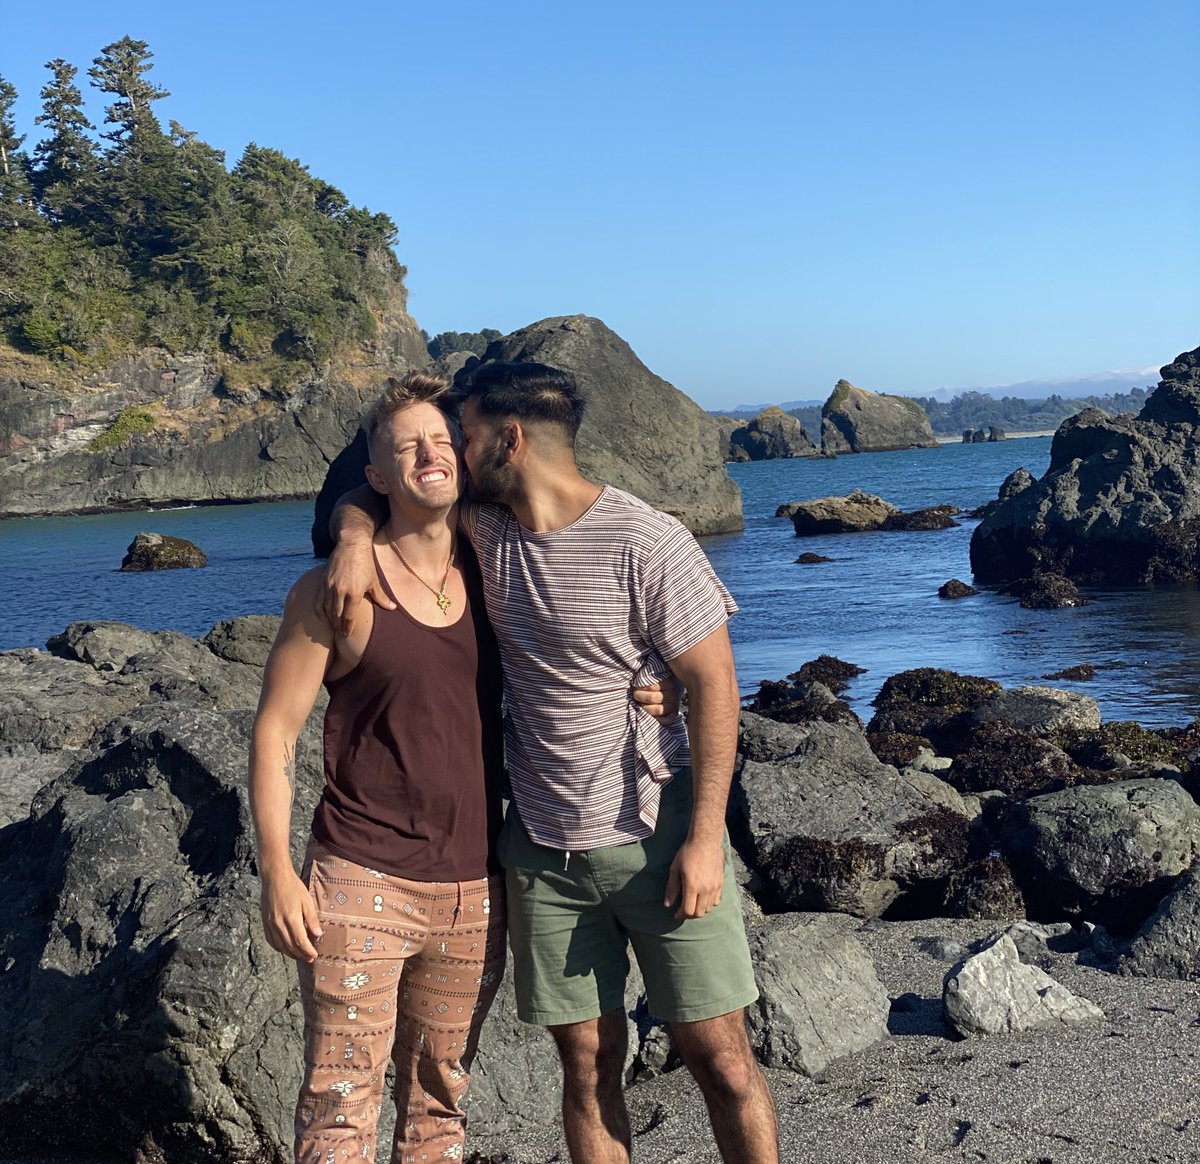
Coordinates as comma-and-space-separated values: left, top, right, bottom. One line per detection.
669, 1008, 778, 1164
548, 1009, 631, 1164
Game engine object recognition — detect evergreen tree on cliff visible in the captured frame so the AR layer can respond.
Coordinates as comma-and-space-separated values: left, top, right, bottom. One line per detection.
0, 77, 37, 229
31, 59, 98, 222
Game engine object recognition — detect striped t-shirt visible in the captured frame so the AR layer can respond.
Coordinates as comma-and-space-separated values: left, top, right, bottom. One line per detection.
461, 486, 738, 850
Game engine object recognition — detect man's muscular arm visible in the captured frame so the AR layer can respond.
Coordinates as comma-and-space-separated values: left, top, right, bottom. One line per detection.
249, 572, 335, 962
320, 485, 393, 635
662, 623, 740, 920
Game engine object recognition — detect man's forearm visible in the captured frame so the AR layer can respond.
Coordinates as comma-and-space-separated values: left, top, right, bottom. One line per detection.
330, 484, 388, 545
683, 670, 740, 844
249, 733, 300, 876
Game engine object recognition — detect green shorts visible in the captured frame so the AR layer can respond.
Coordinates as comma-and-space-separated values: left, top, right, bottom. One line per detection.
498, 772, 759, 1026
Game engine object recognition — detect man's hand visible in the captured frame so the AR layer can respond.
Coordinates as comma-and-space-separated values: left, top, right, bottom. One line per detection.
663, 836, 725, 920
319, 538, 394, 636
632, 674, 681, 721
260, 866, 323, 963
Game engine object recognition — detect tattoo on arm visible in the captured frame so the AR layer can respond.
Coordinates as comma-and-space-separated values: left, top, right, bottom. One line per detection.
284, 742, 297, 803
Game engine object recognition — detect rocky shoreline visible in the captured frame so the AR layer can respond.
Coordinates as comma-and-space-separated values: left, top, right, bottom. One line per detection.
2, 620, 1198, 1161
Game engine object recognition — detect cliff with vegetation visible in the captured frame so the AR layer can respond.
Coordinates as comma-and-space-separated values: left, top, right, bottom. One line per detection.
0, 39, 426, 517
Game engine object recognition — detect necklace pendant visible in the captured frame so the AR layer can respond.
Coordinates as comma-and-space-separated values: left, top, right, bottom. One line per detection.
436, 593, 451, 615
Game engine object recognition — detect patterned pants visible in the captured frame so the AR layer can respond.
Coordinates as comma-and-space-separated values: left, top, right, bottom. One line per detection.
295, 844, 506, 1164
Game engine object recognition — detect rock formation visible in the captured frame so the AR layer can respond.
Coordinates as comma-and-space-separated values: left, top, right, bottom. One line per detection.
313, 315, 743, 551
725, 407, 817, 461
119, 531, 208, 571
819, 379, 938, 454
970, 345, 1200, 584
785, 491, 958, 536
0, 292, 428, 520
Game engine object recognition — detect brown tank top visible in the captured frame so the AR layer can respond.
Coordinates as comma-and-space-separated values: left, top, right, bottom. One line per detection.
311, 540, 504, 880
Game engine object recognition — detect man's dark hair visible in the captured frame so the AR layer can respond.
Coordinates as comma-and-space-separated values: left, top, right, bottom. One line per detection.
461, 361, 585, 444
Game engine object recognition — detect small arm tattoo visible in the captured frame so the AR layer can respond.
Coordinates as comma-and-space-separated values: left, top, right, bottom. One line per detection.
283, 742, 296, 802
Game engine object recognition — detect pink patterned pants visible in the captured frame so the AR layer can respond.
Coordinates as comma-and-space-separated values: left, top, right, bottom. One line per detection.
294, 843, 505, 1164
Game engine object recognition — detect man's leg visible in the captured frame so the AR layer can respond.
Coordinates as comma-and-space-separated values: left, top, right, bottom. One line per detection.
669, 1009, 778, 1164
389, 875, 506, 1163
549, 1009, 631, 1164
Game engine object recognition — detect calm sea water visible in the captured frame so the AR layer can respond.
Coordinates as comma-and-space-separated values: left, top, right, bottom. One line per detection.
1, 437, 1197, 726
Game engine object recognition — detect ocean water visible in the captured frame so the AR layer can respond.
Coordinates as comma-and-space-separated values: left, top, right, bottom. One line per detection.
1, 437, 1197, 727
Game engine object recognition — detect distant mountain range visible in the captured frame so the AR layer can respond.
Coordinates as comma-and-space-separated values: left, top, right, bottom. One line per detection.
720, 366, 1161, 415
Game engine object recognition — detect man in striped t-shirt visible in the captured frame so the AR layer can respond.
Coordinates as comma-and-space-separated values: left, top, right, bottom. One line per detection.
327, 362, 778, 1163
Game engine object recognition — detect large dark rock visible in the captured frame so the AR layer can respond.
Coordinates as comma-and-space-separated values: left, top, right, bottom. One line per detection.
730, 712, 973, 918
970, 346, 1200, 584
819, 379, 938, 455
0, 292, 427, 520
1001, 778, 1200, 932
727, 407, 817, 461
1119, 868, 1200, 980
866, 668, 1003, 758
120, 531, 208, 571
312, 315, 742, 550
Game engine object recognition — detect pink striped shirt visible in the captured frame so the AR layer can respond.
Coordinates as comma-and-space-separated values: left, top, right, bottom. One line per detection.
461, 486, 737, 850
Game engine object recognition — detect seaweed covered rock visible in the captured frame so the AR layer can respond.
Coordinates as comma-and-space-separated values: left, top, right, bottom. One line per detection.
119, 531, 208, 571
947, 720, 1083, 799
1001, 778, 1200, 932
999, 573, 1089, 609
867, 668, 1003, 756
938, 579, 978, 599
1058, 721, 1184, 772
879, 505, 960, 532
731, 713, 972, 918
866, 731, 932, 768
787, 655, 866, 695
942, 857, 1027, 921
742, 678, 861, 729
971, 685, 1102, 737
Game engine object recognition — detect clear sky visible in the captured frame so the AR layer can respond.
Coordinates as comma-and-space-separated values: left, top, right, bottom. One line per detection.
5, 1, 1198, 408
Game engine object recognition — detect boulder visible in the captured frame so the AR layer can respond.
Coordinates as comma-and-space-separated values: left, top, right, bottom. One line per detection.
727, 407, 817, 461
730, 713, 972, 918
879, 505, 960, 531
999, 573, 1089, 609
1119, 867, 1200, 980
788, 489, 899, 535
941, 857, 1027, 921
1001, 778, 1200, 931
1042, 664, 1096, 682
943, 934, 1103, 1036
866, 668, 1003, 757
204, 615, 283, 668
312, 315, 743, 548
794, 551, 832, 564
988, 426, 1007, 441
946, 720, 1083, 799
970, 685, 1102, 736
970, 346, 1200, 584
746, 914, 890, 1076
819, 379, 938, 455
119, 531, 208, 571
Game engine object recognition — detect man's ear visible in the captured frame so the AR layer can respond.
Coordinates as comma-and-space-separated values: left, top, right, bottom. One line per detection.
503, 422, 522, 460
364, 463, 389, 495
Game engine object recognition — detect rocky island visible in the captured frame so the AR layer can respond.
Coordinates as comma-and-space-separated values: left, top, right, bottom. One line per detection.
820, 379, 939, 454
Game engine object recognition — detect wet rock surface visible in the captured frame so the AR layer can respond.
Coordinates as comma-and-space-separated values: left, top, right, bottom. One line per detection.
119, 531, 208, 571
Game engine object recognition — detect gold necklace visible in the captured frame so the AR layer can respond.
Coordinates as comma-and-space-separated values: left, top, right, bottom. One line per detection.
389, 536, 456, 615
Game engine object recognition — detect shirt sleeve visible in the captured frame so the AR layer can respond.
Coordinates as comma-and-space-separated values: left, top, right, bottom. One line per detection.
639, 517, 738, 662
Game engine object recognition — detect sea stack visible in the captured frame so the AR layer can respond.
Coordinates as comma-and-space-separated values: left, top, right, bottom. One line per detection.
820, 379, 938, 454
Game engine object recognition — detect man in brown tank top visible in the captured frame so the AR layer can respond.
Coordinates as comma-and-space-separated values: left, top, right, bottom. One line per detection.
248, 372, 507, 1164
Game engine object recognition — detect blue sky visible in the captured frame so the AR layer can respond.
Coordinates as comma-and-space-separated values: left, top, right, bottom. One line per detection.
5, 1, 1197, 408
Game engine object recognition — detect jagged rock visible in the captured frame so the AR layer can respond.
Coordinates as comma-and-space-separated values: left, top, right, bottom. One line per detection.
789, 489, 899, 535
988, 426, 1006, 442
119, 531, 208, 571
962, 430, 975, 444
971, 685, 1102, 736
971, 429, 987, 443
746, 914, 890, 1076
1119, 867, 1200, 980
819, 379, 938, 454
731, 713, 972, 918
742, 679, 860, 730
727, 407, 817, 461
943, 934, 1102, 1036
971, 347, 1200, 584
938, 578, 978, 599
1001, 778, 1200, 931
312, 315, 743, 550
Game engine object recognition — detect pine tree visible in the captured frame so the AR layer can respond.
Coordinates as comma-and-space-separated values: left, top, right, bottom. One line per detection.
0, 76, 37, 228
87, 37, 170, 142
31, 59, 98, 220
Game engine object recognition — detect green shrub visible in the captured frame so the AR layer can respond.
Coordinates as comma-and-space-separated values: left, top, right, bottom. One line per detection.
21, 309, 61, 355
89, 405, 157, 451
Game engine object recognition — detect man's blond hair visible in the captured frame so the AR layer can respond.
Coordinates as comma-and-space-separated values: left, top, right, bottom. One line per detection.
363, 371, 452, 446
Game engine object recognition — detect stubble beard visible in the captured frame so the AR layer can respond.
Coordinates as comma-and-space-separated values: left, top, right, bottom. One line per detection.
466, 440, 512, 504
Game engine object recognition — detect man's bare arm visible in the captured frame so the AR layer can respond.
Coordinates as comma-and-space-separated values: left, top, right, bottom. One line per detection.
250, 571, 335, 962
320, 484, 393, 635
661, 624, 740, 920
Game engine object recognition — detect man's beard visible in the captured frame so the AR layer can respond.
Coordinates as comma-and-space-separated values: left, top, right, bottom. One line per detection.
466, 439, 512, 504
